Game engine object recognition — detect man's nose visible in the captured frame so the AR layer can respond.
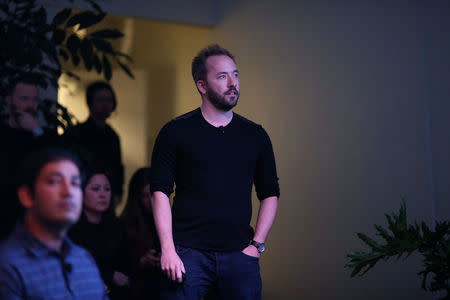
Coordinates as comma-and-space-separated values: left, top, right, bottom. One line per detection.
227, 75, 237, 87
61, 180, 72, 196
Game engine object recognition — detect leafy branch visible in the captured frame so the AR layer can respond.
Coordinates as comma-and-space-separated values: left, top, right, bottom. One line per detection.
0, 0, 134, 133
0, 0, 133, 90
345, 201, 450, 299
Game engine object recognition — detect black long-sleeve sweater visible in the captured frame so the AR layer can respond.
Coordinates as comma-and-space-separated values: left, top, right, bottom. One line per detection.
150, 108, 279, 251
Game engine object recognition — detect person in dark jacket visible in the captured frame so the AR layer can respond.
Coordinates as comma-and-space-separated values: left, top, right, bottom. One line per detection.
69, 169, 130, 300
64, 81, 124, 210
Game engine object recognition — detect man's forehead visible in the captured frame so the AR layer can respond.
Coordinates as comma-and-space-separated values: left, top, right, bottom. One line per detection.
39, 160, 80, 177
14, 83, 39, 95
206, 55, 237, 70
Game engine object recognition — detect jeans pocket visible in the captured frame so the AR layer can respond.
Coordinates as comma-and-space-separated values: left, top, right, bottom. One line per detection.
239, 250, 260, 261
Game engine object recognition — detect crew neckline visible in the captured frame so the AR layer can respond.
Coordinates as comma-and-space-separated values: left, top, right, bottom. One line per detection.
199, 107, 234, 130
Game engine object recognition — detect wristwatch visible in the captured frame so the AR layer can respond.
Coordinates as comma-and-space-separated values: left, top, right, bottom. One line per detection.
250, 240, 265, 254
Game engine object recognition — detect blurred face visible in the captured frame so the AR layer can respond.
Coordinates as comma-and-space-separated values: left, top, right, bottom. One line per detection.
89, 88, 114, 121
139, 184, 152, 213
6, 83, 39, 118
83, 174, 111, 214
22, 160, 83, 228
202, 55, 240, 111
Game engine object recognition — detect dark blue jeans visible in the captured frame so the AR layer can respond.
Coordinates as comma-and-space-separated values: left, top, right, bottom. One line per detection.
160, 245, 262, 300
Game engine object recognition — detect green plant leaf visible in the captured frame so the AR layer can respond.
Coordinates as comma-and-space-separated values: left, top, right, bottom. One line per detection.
59, 48, 69, 61
28, 41, 44, 66
73, 55, 80, 66
0, 3, 9, 13
90, 29, 123, 39
52, 8, 72, 26
346, 201, 450, 297
40, 65, 61, 78
80, 38, 93, 70
117, 60, 134, 78
63, 71, 80, 80
374, 224, 393, 242
115, 51, 133, 62
66, 11, 106, 30
91, 38, 114, 53
66, 33, 81, 57
357, 233, 381, 251
34, 7, 47, 26
92, 54, 102, 73
83, 0, 104, 13
92, 39, 114, 53
52, 28, 66, 45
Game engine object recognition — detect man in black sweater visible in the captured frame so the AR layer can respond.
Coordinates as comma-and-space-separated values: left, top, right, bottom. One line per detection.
151, 45, 280, 300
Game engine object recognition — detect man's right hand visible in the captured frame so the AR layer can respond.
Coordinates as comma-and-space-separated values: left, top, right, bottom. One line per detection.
15, 111, 40, 132
160, 249, 185, 283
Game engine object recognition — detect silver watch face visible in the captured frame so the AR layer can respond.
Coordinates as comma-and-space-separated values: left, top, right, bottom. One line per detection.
259, 244, 265, 253
251, 240, 265, 253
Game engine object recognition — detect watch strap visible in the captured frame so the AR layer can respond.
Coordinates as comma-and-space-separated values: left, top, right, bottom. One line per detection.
250, 240, 265, 253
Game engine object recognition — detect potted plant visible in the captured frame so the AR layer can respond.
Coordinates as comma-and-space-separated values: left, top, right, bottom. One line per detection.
346, 201, 450, 299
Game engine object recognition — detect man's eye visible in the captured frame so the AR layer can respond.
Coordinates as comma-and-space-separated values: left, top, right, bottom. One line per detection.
72, 180, 81, 187
233, 73, 239, 78
47, 178, 60, 184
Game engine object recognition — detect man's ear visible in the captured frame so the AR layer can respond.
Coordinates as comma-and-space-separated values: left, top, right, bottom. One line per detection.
17, 185, 33, 209
196, 80, 207, 95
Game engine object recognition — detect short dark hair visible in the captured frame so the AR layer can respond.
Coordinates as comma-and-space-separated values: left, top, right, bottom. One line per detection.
82, 166, 114, 192
86, 81, 117, 112
17, 147, 84, 193
191, 44, 235, 85
125, 167, 151, 211
121, 167, 156, 246
6, 75, 40, 97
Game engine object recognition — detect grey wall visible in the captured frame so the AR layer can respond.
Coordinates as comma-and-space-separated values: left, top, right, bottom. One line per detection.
44, 0, 219, 26
211, 0, 449, 299
426, 2, 450, 223
102, 0, 219, 26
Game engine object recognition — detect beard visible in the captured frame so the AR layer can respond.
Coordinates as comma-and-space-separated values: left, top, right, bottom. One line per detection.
206, 85, 240, 112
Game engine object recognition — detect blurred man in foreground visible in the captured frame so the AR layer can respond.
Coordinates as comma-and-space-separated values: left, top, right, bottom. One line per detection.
0, 148, 108, 299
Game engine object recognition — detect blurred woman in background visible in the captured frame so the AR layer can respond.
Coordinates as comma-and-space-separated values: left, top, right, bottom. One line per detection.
121, 167, 161, 300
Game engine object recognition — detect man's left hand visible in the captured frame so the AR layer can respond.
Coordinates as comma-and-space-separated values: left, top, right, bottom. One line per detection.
242, 245, 261, 258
